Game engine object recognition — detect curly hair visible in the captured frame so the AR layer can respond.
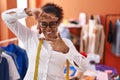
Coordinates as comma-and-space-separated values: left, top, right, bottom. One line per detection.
41, 3, 64, 23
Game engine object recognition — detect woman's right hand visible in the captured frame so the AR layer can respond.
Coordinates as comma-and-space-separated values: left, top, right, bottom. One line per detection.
24, 8, 58, 22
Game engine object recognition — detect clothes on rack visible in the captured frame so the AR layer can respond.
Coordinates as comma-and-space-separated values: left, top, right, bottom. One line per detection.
80, 18, 105, 59
79, 13, 86, 27
111, 19, 120, 56
107, 20, 113, 43
0, 56, 9, 80
0, 49, 20, 80
2, 43, 28, 79
107, 18, 120, 56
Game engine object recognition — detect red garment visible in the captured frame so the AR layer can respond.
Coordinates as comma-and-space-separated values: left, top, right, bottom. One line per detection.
80, 51, 87, 58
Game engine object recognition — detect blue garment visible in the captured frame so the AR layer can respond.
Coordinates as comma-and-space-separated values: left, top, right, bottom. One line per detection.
0, 57, 9, 80
64, 65, 76, 77
2, 44, 28, 80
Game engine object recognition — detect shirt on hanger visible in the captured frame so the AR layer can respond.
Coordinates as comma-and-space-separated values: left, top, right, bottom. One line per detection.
2, 43, 28, 79
2, 52, 20, 80
0, 56, 9, 80
80, 23, 105, 59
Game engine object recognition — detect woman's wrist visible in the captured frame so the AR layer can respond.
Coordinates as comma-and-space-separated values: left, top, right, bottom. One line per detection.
24, 8, 32, 16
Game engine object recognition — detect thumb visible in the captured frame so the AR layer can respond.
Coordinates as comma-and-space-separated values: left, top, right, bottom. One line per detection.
32, 9, 42, 20
57, 33, 62, 40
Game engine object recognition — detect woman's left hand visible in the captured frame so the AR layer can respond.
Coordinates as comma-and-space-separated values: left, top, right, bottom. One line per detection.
45, 33, 69, 54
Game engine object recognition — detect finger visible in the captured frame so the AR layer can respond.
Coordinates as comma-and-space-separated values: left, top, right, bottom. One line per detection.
51, 16, 58, 21
32, 9, 43, 20
41, 12, 48, 17
45, 38, 56, 42
38, 12, 50, 21
42, 13, 58, 21
33, 11, 40, 20
47, 15, 58, 21
38, 10, 44, 18
37, 11, 45, 21
57, 33, 62, 40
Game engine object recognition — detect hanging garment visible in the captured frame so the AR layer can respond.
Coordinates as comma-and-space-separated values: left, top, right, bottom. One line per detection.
2, 43, 28, 79
2, 52, 20, 80
0, 56, 9, 80
79, 13, 86, 27
97, 15, 101, 24
107, 20, 113, 43
80, 23, 105, 59
112, 19, 120, 56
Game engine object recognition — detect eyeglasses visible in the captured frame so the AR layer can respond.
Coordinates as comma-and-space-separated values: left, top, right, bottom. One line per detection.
39, 21, 58, 29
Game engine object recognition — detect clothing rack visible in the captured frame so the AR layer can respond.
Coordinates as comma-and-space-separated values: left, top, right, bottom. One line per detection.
103, 14, 120, 64
104, 14, 120, 39
105, 14, 120, 31
0, 38, 18, 44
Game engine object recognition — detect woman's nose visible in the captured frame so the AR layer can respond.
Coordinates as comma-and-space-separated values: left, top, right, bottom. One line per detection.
45, 26, 51, 31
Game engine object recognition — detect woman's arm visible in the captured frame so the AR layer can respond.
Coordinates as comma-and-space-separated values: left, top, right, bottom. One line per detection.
64, 39, 88, 73
1, 8, 34, 43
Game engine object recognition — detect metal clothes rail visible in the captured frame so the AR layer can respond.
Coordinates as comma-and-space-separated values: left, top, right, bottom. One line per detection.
0, 38, 18, 44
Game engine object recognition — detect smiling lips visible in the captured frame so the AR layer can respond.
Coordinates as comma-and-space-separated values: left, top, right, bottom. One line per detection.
46, 31, 52, 34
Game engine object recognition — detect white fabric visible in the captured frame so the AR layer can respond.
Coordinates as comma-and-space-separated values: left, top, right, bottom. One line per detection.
79, 13, 86, 27
2, 52, 20, 80
1, 8, 87, 80
86, 53, 100, 71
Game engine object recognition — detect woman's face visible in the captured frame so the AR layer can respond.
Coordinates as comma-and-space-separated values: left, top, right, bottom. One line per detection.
37, 13, 59, 39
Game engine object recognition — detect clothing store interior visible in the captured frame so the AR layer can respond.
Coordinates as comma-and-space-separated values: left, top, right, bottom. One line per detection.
0, 0, 120, 80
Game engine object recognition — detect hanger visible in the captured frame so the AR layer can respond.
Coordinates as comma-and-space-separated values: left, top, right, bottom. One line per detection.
0, 48, 4, 54
90, 14, 94, 20
0, 38, 18, 45
0, 48, 4, 63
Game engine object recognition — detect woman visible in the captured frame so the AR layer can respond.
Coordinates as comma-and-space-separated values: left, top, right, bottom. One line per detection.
2, 3, 87, 80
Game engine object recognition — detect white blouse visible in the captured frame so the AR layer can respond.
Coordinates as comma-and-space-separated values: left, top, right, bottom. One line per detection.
1, 8, 87, 80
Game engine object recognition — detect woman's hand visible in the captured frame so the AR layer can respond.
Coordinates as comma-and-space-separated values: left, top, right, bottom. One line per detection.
24, 8, 33, 16
24, 8, 58, 22
46, 33, 69, 54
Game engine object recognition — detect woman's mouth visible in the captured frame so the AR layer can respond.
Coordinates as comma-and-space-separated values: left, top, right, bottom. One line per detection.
46, 31, 52, 34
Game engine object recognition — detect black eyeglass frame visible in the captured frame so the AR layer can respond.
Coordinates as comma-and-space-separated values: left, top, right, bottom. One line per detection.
39, 21, 59, 29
